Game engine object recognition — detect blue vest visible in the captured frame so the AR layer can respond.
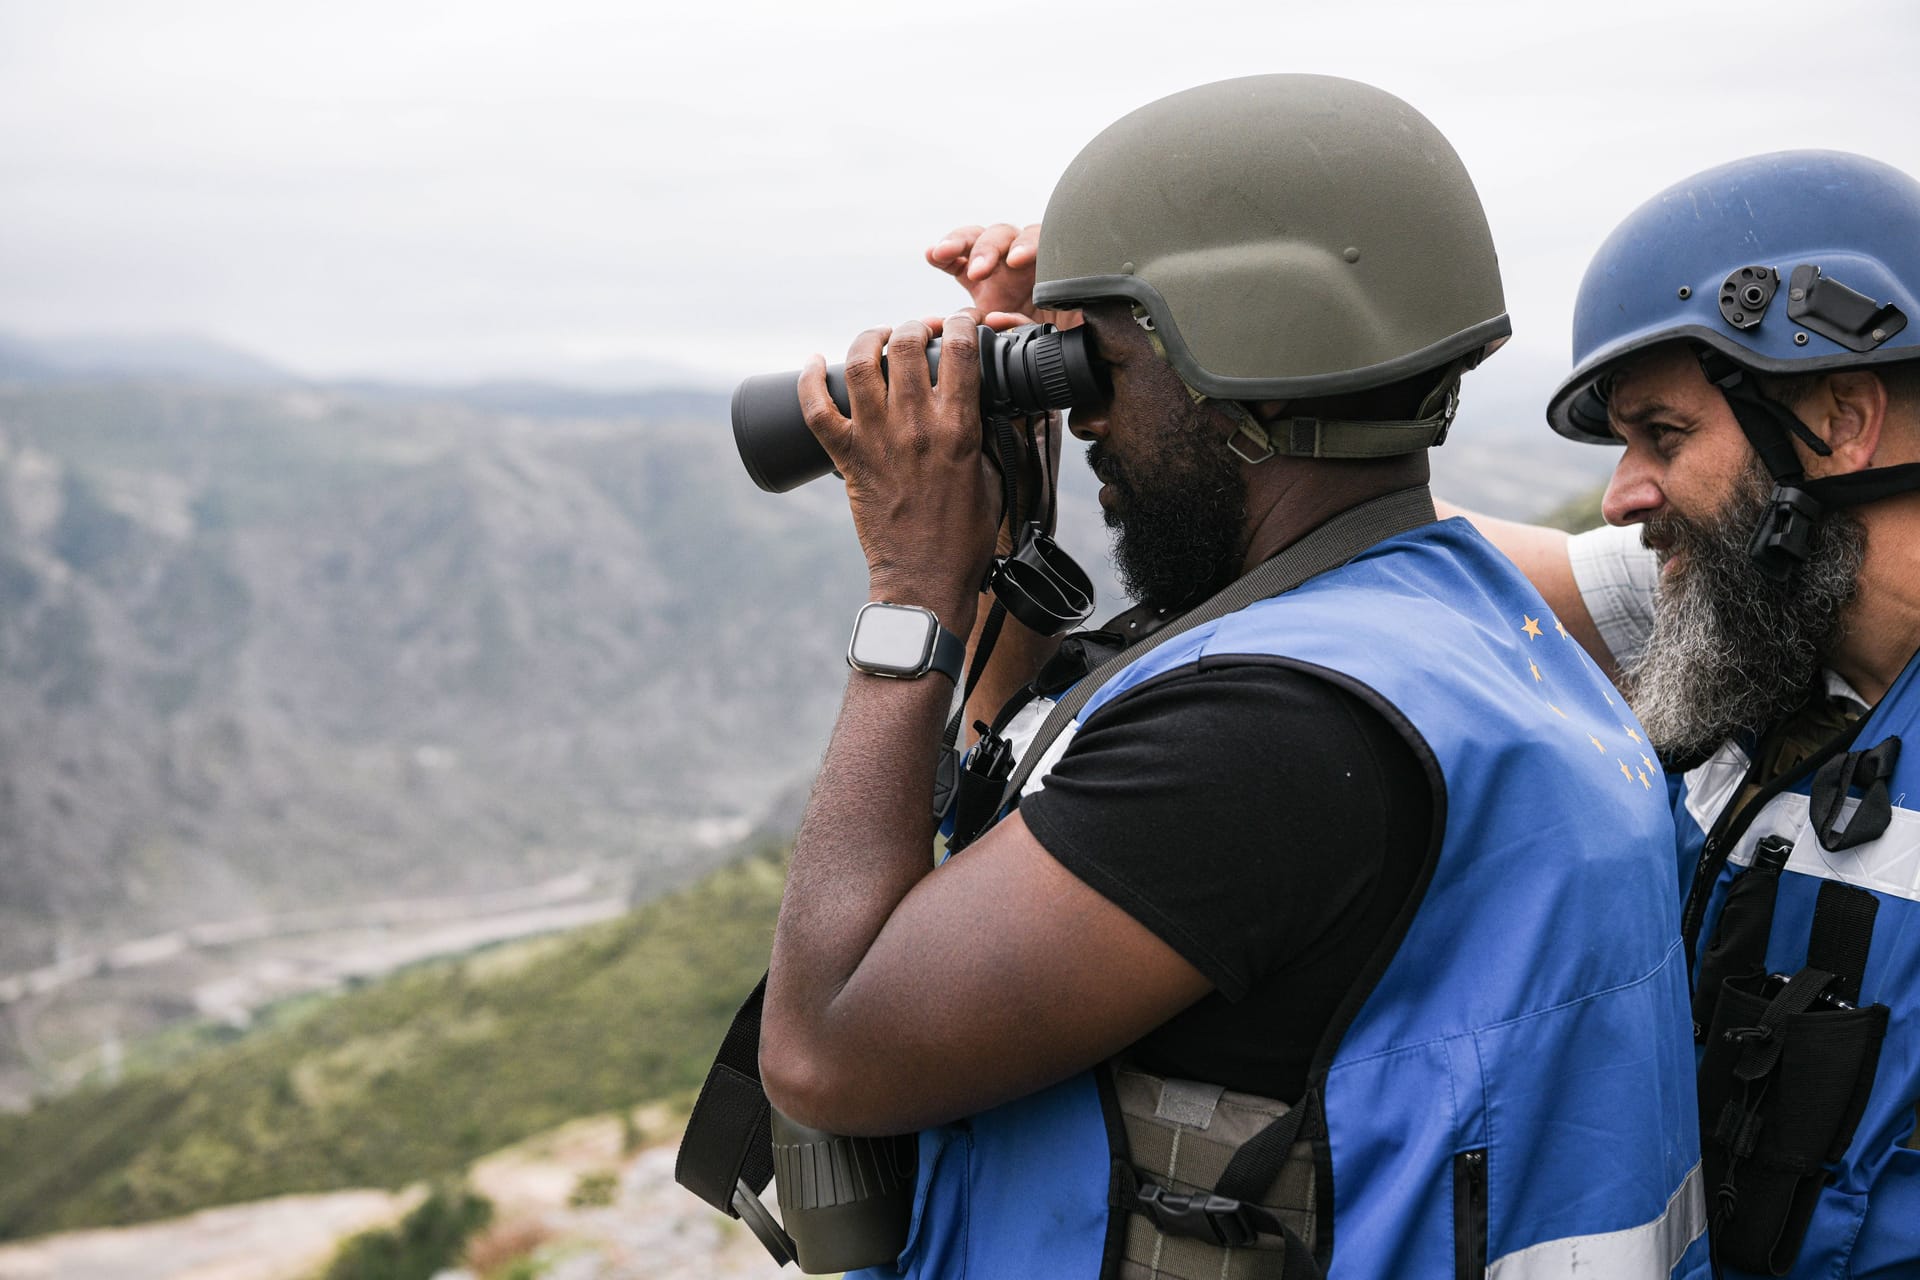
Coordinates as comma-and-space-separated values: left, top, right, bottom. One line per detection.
1674, 656, 1920, 1279
855, 520, 1709, 1279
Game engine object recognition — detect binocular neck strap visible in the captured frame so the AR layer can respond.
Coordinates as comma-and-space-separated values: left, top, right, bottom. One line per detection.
995, 485, 1438, 812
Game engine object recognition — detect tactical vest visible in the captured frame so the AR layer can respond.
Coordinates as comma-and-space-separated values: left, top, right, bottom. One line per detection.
1674, 657, 1920, 1278
853, 520, 1710, 1280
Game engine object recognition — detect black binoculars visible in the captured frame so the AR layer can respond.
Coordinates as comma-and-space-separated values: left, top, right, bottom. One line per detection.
730, 321, 1106, 493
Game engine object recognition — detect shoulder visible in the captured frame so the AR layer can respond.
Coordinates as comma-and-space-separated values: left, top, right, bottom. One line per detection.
1566, 523, 1658, 667
1026, 656, 1432, 810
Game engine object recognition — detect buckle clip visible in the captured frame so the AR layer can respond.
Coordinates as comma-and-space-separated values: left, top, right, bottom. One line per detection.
1225, 419, 1276, 465
1747, 484, 1824, 582
1134, 1182, 1259, 1248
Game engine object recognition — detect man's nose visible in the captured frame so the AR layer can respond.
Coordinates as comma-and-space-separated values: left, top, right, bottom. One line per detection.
1067, 406, 1107, 442
1601, 448, 1663, 527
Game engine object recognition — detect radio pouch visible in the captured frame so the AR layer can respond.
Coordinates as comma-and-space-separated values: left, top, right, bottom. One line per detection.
1692, 835, 1793, 1039
1697, 959, 1888, 1274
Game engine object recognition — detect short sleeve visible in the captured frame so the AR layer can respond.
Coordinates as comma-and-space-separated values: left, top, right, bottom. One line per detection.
1015, 659, 1432, 1002
1567, 523, 1659, 669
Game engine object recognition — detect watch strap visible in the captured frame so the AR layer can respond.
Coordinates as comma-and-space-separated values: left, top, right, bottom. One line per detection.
928, 617, 965, 683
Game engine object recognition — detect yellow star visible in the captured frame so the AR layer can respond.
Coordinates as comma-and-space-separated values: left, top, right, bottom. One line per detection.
1555, 617, 1571, 639
1521, 616, 1544, 640
1641, 753, 1655, 773
1637, 769, 1652, 790
1619, 760, 1634, 782
1589, 734, 1606, 753
1547, 703, 1568, 718
1529, 660, 1542, 682
1622, 724, 1641, 743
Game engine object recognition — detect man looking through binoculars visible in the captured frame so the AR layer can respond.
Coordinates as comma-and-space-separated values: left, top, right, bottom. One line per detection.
742, 75, 1708, 1278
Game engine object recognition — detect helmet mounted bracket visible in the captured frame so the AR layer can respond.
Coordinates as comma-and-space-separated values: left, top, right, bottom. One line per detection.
1697, 349, 1834, 582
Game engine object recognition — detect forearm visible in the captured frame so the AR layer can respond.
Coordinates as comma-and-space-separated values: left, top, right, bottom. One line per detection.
763, 587, 974, 1121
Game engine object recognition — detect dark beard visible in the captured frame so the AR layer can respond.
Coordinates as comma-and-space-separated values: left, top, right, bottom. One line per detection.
1089, 401, 1248, 612
1623, 458, 1866, 766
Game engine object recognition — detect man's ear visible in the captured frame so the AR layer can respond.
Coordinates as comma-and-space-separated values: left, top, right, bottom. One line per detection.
1807, 371, 1891, 475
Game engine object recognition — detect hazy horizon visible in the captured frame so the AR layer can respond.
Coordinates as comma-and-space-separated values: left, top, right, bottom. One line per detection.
4, 0, 1917, 406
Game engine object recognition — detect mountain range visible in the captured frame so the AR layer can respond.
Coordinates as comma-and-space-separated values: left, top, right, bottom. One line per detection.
0, 327, 1611, 1091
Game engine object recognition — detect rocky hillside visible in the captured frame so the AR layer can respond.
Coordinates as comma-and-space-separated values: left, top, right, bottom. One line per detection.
0, 375, 873, 975
0, 345, 1609, 994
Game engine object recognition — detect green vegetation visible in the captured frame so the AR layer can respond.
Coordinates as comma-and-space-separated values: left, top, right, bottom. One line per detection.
317, 1181, 492, 1280
566, 1170, 619, 1209
0, 844, 786, 1240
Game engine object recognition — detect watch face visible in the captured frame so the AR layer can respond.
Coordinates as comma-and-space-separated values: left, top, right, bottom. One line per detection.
849, 603, 936, 676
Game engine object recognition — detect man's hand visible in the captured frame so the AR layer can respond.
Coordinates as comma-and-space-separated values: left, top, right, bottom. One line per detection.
797, 315, 1001, 632
926, 222, 1081, 331
928, 222, 1039, 318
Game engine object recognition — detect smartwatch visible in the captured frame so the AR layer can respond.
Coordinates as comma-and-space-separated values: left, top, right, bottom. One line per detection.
847, 602, 965, 682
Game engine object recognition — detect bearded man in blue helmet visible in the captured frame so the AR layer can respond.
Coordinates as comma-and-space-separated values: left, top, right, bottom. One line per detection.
1443, 151, 1920, 1277
677, 76, 1708, 1279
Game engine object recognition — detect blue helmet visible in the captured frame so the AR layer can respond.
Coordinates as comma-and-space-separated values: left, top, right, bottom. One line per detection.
1548, 150, 1920, 444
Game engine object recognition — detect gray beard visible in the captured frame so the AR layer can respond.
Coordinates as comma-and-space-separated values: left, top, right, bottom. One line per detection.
1622, 460, 1866, 767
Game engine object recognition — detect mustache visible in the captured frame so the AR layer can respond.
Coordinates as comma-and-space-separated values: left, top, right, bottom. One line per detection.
1086, 442, 1123, 488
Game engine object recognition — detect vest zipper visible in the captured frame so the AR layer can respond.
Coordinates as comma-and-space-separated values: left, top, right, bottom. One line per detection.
1454, 1148, 1488, 1279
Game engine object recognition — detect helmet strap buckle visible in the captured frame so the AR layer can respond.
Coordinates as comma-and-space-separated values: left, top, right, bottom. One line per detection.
1224, 412, 1277, 465
1747, 484, 1826, 583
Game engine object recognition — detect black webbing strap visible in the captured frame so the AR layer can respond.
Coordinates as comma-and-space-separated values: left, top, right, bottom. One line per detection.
1807, 882, 1880, 1008
1698, 350, 1920, 579
674, 975, 779, 1215
1693, 835, 1793, 1039
997, 485, 1439, 811
1700, 355, 1830, 476
1216, 1100, 1310, 1206
1680, 710, 1865, 972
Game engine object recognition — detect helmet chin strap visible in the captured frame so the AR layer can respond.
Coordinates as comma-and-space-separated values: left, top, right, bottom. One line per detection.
1131, 305, 1461, 462
1697, 349, 1920, 582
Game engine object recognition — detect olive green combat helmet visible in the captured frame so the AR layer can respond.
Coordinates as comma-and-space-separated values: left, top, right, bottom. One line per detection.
1035, 74, 1509, 458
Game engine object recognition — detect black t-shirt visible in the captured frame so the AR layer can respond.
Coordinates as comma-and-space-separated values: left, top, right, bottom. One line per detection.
1017, 656, 1435, 1102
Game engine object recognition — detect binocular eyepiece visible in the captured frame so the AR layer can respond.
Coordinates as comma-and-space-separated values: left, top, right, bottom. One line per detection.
731, 322, 1106, 493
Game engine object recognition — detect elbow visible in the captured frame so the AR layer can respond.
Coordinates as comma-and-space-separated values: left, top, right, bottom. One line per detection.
759, 1009, 904, 1136
759, 1024, 836, 1131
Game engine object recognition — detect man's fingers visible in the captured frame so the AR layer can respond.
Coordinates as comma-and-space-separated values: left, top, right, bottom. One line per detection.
928, 225, 984, 271
887, 319, 934, 412
796, 355, 849, 450
925, 307, 989, 335
982, 310, 1033, 331
1006, 223, 1042, 267
966, 223, 1022, 281
936, 312, 982, 417
843, 326, 892, 424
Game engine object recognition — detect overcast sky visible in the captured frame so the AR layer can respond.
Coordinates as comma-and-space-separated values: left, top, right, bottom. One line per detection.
2, 0, 1916, 401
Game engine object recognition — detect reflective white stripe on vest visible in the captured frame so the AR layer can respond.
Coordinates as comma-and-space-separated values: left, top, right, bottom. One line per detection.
1681, 742, 1751, 836
1013, 701, 1079, 800
1488, 1163, 1705, 1280
1722, 791, 1920, 905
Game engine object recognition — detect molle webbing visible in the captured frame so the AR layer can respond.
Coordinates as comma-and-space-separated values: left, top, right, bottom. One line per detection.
1112, 1065, 1317, 1280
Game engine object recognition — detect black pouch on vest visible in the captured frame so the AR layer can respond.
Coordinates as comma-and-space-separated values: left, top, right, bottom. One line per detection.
1692, 835, 1795, 1041
1698, 964, 1888, 1274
